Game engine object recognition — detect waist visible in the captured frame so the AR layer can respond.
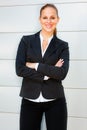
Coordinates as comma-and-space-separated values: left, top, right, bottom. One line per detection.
25, 91, 56, 103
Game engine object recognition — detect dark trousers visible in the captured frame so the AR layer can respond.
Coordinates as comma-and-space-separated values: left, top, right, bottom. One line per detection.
20, 98, 67, 130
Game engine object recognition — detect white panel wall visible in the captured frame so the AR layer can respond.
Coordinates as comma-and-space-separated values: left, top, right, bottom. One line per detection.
0, 3, 87, 32
0, 0, 87, 130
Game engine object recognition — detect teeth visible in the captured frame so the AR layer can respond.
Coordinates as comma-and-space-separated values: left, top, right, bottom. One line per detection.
46, 25, 52, 28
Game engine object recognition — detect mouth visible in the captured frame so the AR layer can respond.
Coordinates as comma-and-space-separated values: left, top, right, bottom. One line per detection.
45, 24, 53, 29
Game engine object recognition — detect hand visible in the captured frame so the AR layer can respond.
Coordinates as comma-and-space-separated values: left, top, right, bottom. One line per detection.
26, 62, 36, 69
55, 59, 64, 67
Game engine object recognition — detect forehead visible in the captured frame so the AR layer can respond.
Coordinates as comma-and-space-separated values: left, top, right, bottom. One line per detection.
41, 7, 57, 16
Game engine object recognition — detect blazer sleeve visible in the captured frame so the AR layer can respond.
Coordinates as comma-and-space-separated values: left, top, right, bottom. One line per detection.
37, 42, 69, 80
15, 36, 44, 82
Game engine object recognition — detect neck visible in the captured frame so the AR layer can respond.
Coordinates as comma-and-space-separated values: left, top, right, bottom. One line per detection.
41, 30, 53, 40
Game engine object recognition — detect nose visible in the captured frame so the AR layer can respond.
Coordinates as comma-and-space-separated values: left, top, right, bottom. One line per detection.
46, 18, 51, 23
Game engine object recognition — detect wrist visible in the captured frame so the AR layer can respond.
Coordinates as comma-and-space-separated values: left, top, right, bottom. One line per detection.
35, 63, 39, 70
32, 63, 37, 69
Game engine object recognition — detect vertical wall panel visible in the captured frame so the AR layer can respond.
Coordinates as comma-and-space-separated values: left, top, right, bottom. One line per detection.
0, 113, 19, 130
68, 117, 87, 130
0, 87, 21, 113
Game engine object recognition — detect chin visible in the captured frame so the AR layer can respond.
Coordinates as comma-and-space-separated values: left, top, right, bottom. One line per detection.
45, 29, 53, 33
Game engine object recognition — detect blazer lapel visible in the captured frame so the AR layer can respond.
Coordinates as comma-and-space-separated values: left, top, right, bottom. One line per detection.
31, 32, 42, 61
30, 32, 62, 62
43, 36, 61, 60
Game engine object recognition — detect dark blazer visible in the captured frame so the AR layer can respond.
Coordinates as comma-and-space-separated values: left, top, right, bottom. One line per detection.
16, 31, 69, 99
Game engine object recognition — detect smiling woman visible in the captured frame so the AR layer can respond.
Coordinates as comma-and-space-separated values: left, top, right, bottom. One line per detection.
16, 3, 69, 130
39, 4, 59, 36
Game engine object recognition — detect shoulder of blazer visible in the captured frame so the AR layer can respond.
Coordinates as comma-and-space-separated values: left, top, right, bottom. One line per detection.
53, 36, 69, 49
23, 31, 40, 39
22, 32, 68, 49
21, 31, 40, 44
22, 34, 35, 41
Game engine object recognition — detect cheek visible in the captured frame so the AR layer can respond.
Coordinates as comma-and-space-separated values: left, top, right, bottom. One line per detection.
40, 20, 45, 25
53, 21, 58, 26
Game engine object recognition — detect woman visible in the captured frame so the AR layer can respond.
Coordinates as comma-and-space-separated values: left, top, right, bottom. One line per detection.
16, 3, 69, 130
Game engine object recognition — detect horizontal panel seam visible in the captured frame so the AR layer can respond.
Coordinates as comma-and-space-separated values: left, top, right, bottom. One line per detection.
64, 88, 87, 90
0, 111, 87, 119
0, 1, 87, 8
0, 111, 19, 115
0, 59, 87, 61
0, 85, 20, 87
0, 85, 87, 90
69, 116, 87, 119
0, 30, 87, 33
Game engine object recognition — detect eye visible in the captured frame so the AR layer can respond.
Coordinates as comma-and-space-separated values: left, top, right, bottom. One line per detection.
50, 16, 55, 19
42, 16, 48, 19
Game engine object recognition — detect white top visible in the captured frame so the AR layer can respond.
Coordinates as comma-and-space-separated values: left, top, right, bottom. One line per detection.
26, 33, 54, 102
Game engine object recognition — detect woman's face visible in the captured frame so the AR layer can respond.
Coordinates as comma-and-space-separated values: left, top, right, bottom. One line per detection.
39, 7, 59, 34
